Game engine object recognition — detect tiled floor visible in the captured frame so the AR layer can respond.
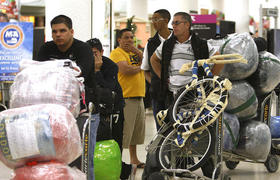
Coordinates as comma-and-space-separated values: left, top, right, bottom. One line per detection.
1, 110, 280, 180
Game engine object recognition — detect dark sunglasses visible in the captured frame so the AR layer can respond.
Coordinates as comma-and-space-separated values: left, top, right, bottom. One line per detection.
171, 21, 187, 25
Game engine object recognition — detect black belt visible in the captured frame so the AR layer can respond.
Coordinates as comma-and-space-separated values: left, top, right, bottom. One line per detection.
124, 97, 143, 99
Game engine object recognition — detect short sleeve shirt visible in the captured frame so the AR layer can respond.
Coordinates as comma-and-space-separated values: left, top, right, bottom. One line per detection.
110, 47, 145, 98
141, 32, 172, 71
155, 36, 216, 92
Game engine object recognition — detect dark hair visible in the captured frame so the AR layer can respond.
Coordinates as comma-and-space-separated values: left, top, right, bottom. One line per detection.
0, 12, 9, 22
154, 9, 171, 22
174, 12, 192, 27
254, 37, 267, 52
118, 28, 132, 39
86, 38, 103, 51
51, 15, 72, 29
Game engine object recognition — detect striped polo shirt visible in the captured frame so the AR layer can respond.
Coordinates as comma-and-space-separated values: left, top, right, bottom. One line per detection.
155, 36, 216, 93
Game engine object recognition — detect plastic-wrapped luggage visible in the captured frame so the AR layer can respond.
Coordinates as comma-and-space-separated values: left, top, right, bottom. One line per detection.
94, 140, 122, 180
10, 60, 82, 118
207, 37, 227, 53
12, 161, 86, 180
0, 104, 82, 169
225, 81, 258, 121
270, 116, 280, 138
219, 32, 259, 80
234, 120, 271, 161
223, 112, 240, 151
247, 51, 280, 95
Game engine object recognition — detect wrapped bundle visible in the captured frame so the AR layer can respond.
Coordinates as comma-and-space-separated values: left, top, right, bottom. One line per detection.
12, 161, 86, 180
219, 32, 259, 80
234, 120, 271, 161
10, 60, 82, 118
225, 81, 258, 122
223, 112, 240, 152
271, 116, 280, 150
247, 51, 280, 95
270, 116, 280, 138
18, 59, 81, 76
94, 140, 122, 180
207, 37, 227, 53
0, 104, 82, 169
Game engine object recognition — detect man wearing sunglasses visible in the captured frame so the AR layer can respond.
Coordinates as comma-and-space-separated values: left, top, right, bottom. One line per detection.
141, 9, 172, 131
150, 12, 223, 179
151, 11, 223, 98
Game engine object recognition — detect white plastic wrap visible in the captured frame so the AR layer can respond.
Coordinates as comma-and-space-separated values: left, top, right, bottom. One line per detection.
247, 51, 280, 95
219, 32, 259, 80
225, 81, 258, 121
12, 161, 86, 180
0, 104, 82, 169
223, 112, 240, 152
10, 60, 82, 118
207, 37, 227, 53
234, 120, 271, 161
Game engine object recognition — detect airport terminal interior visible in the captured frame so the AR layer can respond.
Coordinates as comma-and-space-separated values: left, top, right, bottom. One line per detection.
1, 0, 280, 180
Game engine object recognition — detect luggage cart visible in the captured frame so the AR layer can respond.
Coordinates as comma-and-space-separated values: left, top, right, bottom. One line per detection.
158, 114, 231, 180
223, 90, 280, 173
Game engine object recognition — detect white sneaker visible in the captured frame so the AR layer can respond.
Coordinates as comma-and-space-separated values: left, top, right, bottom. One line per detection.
128, 164, 137, 180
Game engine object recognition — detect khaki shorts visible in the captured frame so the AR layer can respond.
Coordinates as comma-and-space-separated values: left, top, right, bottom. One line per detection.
122, 98, 145, 148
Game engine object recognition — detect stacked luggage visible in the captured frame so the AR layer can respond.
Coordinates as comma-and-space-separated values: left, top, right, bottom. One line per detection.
0, 60, 86, 179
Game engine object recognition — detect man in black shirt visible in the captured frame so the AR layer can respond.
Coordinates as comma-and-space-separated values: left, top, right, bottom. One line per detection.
36, 15, 98, 180
37, 15, 94, 94
87, 38, 136, 180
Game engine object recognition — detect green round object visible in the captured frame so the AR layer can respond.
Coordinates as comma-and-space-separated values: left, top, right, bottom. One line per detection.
94, 140, 122, 180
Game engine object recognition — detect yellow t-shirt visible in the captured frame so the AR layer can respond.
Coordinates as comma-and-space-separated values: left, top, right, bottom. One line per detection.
110, 47, 145, 98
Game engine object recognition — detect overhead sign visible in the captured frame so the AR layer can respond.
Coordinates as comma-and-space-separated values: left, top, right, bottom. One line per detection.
263, 8, 278, 17
0, 22, 33, 81
191, 14, 217, 40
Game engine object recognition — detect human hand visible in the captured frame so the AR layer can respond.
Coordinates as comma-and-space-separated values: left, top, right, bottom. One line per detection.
94, 53, 103, 72
123, 43, 137, 53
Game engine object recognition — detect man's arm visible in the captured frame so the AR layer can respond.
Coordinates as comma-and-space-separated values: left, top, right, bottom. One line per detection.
141, 44, 151, 83
126, 45, 143, 64
95, 57, 119, 89
144, 71, 151, 83
211, 52, 224, 75
76, 44, 94, 80
117, 61, 141, 75
37, 44, 49, 61
150, 53, 161, 78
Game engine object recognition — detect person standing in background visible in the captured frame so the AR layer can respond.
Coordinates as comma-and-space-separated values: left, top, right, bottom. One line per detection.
0, 12, 9, 22
110, 28, 146, 169
150, 12, 223, 179
0, 0, 18, 21
151, 12, 223, 97
87, 38, 137, 180
37, 15, 98, 180
141, 9, 172, 131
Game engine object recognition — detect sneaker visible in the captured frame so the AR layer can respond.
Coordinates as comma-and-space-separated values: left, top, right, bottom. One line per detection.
128, 164, 137, 180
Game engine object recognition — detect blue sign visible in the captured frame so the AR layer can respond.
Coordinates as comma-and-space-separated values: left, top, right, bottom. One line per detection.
0, 22, 33, 81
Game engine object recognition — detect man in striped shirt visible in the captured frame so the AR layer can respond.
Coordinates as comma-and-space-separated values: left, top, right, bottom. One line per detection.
151, 12, 223, 95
